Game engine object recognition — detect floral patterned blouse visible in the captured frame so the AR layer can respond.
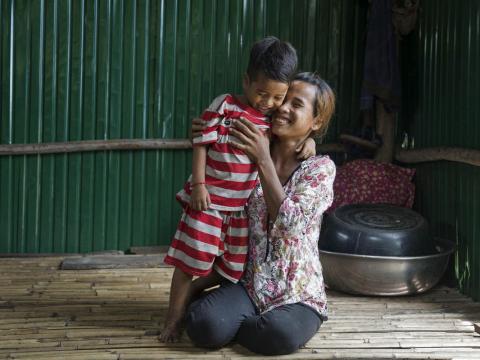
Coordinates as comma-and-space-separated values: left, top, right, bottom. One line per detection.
241, 155, 335, 320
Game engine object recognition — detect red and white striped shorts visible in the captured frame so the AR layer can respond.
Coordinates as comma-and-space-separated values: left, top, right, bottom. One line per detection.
164, 206, 249, 283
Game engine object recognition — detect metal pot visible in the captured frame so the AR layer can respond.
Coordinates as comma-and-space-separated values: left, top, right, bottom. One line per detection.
319, 204, 436, 256
319, 238, 455, 296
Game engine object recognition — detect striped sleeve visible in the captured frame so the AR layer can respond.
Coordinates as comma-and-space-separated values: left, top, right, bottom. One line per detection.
193, 94, 228, 146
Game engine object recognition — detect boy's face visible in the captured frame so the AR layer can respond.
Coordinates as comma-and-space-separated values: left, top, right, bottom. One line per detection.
243, 72, 289, 115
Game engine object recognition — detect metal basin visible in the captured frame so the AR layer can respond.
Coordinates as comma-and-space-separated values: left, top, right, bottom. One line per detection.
319, 238, 455, 296
319, 204, 435, 256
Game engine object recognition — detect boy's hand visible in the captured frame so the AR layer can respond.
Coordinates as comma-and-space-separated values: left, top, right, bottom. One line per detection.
296, 137, 317, 160
190, 184, 211, 211
189, 117, 206, 141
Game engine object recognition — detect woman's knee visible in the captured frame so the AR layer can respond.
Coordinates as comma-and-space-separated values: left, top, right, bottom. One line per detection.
260, 329, 302, 355
237, 319, 301, 355
236, 304, 322, 355
185, 301, 231, 348
185, 283, 254, 348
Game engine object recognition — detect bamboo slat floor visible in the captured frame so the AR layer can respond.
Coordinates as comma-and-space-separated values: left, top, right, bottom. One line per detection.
1, 256, 480, 359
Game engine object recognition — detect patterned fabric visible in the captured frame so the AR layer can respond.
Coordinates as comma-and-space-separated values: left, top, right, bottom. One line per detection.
177, 94, 270, 211
328, 159, 415, 213
241, 156, 335, 320
164, 206, 248, 283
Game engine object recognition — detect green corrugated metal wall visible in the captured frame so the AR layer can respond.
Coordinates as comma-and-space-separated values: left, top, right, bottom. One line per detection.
0, 0, 367, 253
400, 0, 480, 300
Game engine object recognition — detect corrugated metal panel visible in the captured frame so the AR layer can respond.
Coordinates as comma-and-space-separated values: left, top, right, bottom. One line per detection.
400, 0, 480, 300
0, 0, 366, 253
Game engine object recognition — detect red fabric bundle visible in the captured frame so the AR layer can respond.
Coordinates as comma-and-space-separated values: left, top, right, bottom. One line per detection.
328, 159, 415, 213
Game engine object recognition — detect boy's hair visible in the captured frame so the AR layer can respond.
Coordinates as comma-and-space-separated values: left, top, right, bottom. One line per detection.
293, 72, 335, 139
246, 36, 297, 83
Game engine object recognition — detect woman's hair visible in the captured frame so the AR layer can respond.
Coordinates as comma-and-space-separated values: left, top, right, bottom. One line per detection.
293, 72, 335, 139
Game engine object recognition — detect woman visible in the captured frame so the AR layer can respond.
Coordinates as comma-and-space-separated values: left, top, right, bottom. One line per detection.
185, 72, 336, 355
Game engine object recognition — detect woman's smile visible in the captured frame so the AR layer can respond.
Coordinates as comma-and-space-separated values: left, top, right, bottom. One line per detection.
273, 115, 290, 125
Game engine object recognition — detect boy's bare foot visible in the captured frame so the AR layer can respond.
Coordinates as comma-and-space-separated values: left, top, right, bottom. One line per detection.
159, 310, 184, 343
159, 269, 222, 343
159, 321, 182, 342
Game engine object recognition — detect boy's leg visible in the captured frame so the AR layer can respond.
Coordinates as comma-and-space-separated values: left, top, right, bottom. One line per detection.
161, 207, 224, 342
213, 210, 249, 283
235, 303, 322, 355
185, 282, 256, 349
159, 267, 193, 342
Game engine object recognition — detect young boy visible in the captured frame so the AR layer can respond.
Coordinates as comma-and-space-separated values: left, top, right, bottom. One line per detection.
160, 37, 299, 342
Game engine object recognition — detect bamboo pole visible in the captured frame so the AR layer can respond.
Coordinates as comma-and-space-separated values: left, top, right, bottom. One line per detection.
0, 139, 192, 156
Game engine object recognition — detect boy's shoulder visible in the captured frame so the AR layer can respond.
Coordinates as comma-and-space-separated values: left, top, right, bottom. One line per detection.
205, 94, 230, 111
206, 94, 253, 113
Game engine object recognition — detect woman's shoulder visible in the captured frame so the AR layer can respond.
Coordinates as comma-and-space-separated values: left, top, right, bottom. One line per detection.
302, 155, 336, 174
291, 155, 336, 191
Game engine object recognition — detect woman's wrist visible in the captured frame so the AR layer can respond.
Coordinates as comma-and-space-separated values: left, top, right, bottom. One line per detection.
257, 156, 279, 186
256, 155, 274, 173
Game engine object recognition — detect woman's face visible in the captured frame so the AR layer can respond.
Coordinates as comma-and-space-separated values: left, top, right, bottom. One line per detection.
271, 81, 320, 140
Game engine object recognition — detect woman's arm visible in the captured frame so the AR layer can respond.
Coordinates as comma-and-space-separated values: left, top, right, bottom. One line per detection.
257, 155, 286, 220
229, 119, 286, 219
190, 117, 205, 141
270, 157, 335, 240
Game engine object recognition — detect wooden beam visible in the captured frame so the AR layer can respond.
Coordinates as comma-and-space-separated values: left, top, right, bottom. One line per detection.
396, 147, 480, 167
60, 254, 170, 270
0, 250, 124, 258
0, 138, 192, 156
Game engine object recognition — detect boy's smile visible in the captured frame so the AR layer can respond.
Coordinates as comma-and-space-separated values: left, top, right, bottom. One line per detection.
243, 72, 289, 115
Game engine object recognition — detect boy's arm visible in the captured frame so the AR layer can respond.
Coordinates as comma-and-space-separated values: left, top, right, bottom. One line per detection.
296, 137, 317, 160
190, 145, 211, 211
189, 94, 228, 210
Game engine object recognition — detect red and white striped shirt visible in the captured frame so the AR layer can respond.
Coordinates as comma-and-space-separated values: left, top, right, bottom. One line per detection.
177, 94, 270, 211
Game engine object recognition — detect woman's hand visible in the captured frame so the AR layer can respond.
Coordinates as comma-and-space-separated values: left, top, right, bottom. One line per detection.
229, 118, 271, 164
190, 184, 211, 211
296, 137, 317, 160
189, 117, 206, 141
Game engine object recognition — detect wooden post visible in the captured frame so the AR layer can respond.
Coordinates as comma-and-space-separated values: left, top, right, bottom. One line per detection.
374, 101, 396, 163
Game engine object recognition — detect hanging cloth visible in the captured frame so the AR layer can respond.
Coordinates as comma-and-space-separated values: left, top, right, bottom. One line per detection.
360, 0, 401, 113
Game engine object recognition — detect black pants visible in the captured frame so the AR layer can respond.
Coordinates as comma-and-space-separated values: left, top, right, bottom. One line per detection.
185, 282, 322, 356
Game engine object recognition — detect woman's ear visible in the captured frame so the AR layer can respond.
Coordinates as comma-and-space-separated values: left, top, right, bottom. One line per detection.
312, 115, 323, 132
